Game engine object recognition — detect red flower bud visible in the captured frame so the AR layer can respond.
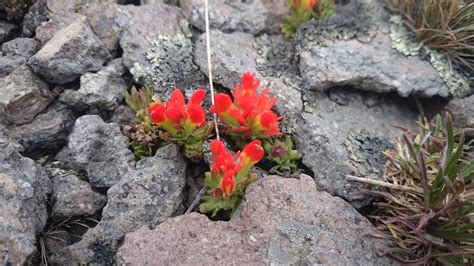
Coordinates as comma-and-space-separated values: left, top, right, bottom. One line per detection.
165, 107, 183, 123
210, 93, 234, 114
188, 105, 205, 124
190, 89, 206, 105
221, 173, 235, 195
241, 140, 264, 163
148, 103, 166, 124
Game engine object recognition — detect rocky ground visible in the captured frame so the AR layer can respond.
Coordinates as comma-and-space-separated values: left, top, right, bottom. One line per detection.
0, 0, 472, 265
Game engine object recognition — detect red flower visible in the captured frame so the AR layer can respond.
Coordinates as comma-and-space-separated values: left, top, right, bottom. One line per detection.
209, 72, 281, 140
221, 173, 235, 195
148, 88, 208, 132
241, 140, 264, 163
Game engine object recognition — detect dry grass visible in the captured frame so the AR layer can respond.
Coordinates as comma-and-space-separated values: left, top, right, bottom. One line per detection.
385, 0, 474, 70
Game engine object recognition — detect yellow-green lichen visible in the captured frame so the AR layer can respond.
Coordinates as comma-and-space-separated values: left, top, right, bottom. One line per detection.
389, 16, 421, 56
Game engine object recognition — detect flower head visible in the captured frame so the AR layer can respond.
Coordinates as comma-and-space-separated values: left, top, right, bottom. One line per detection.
209, 72, 281, 141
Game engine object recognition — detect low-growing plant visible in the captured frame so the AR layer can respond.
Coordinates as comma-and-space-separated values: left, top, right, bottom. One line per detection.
282, 0, 335, 38
148, 89, 213, 162
199, 139, 264, 216
263, 136, 302, 172
355, 114, 474, 264
384, 0, 474, 70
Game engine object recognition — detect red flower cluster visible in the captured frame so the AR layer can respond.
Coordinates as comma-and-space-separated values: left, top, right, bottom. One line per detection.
293, 0, 318, 10
148, 89, 206, 135
209, 139, 264, 196
209, 72, 281, 140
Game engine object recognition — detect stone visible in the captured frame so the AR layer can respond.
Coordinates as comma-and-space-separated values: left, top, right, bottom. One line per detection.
2, 37, 37, 57
0, 132, 52, 265
195, 30, 258, 89
21, 0, 48, 37
0, 0, 33, 20
130, 34, 205, 92
117, 175, 391, 265
116, 4, 184, 70
29, 20, 110, 84
0, 54, 25, 78
46, 0, 118, 14
55, 115, 135, 188
80, 2, 121, 54
51, 174, 106, 219
180, 0, 288, 35
296, 0, 451, 97
0, 64, 53, 125
59, 58, 128, 113
294, 88, 418, 207
255, 33, 298, 78
0, 20, 17, 44
35, 11, 87, 46
261, 77, 303, 120
6, 102, 75, 154
51, 144, 187, 265
445, 95, 474, 136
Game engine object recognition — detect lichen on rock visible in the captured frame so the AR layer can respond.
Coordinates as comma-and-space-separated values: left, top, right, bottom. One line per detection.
130, 33, 204, 94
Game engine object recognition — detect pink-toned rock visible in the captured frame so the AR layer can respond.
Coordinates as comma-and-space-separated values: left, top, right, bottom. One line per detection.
117, 175, 391, 265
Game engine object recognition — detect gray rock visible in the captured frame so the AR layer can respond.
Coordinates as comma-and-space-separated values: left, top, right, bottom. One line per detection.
255, 33, 298, 78
116, 4, 184, 70
80, 2, 121, 54
180, 0, 288, 34
130, 34, 205, 91
51, 144, 187, 265
110, 105, 136, 125
0, 132, 52, 265
0, 54, 25, 78
21, 0, 48, 37
2, 37, 37, 57
46, 0, 119, 13
35, 11, 87, 46
445, 95, 474, 136
51, 174, 106, 219
0, 64, 53, 125
261, 77, 303, 120
117, 175, 391, 265
59, 58, 128, 113
29, 20, 110, 84
294, 88, 418, 207
0, 20, 17, 44
195, 30, 258, 89
296, 0, 450, 97
6, 102, 75, 154
56, 115, 134, 188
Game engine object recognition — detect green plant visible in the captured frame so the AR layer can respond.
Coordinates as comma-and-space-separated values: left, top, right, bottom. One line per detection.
359, 114, 474, 264
282, 0, 335, 38
384, 0, 474, 70
263, 137, 301, 172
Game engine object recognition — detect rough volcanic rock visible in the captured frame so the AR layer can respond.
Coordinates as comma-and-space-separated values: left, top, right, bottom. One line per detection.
51, 174, 106, 219
0, 37, 38, 78
59, 58, 128, 113
0, 0, 33, 20
117, 175, 390, 265
35, 11, 87, 46
51, 144, 187, 265
21, 0, 48, 37
0, 20, 17, 44
116, 4, 184, 71
0, 132, 52, 265
195, 30, 258, 89
55, 115, 134, 188
294, 88, 418, 207
296, 0, 450, 97
80, 2, 121, 54
130, 33, 205, 92
2, 37, 37, 57
6, 102, 75, 154
261, 77, 303, 120
445, 95, 474, 136
29, 20, 110, 84
180, 0, 288, 35
0, 64, 53, 125
46, 0, 120, 14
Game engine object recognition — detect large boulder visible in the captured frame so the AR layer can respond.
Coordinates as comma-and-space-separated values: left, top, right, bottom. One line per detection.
0, 38, 38, 78
0, 20, 17, 44
35, 11, 87, 46
294, 88, 418, 207
28, 20, 110, 84
55, 115, 135, 188
180, 0, 288, 35
117, 175, 391, 265
51, 144, 187, 265
0, 64, 53, 125
21, 0, 48, 37
0, 132, 52, 265
195, 30, 258, 89
59, 58, 128, 113
295, 0, 468, 97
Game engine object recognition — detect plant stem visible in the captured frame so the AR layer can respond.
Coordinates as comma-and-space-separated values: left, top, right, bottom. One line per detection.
346, 175, 423, 194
